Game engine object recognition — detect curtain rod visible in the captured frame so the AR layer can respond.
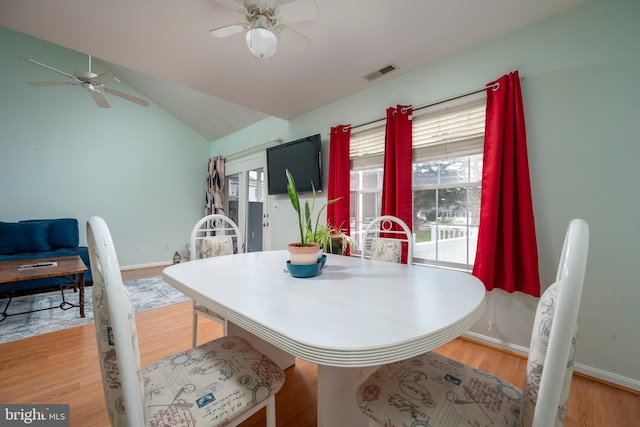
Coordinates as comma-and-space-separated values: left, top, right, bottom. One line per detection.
345, 82, 500, 132
223, 137, 284, 159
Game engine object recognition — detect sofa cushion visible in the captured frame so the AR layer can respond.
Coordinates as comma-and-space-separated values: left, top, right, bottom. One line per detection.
21, 218, 79, 249
0, 222, 51, 255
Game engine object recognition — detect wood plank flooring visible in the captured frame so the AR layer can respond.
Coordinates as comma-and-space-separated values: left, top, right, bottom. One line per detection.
1, 267, 638, 426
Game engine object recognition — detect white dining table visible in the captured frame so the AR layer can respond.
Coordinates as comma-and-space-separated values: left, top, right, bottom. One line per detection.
162, 250, 486, 427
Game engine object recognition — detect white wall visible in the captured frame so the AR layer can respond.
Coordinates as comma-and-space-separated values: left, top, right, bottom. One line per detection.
211, 0, 640, 389
0, 27, 210, 267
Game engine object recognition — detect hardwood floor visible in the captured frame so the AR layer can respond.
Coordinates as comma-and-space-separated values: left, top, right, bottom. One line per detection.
1, 266, 638, 426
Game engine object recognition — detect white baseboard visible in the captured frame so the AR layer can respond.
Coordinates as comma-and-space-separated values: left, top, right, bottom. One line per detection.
573, 362, 640, 392
462, 331, 530, 356
120, 261, 171, 271
462, 331, 640, 392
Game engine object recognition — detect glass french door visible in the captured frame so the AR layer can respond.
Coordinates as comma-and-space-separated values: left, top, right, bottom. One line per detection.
225, 154, 270, 252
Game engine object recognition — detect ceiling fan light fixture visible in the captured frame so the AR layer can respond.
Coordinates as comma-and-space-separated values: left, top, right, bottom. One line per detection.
246, 27, 278, 59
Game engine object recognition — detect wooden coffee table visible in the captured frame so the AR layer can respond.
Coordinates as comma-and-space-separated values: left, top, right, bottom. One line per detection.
0, 256, 88, 321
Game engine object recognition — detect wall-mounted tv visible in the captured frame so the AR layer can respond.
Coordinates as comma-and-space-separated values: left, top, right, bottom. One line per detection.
266, 134, 322, 195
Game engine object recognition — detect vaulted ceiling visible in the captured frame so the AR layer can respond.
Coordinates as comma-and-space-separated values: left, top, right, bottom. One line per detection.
0, 0, 586, 141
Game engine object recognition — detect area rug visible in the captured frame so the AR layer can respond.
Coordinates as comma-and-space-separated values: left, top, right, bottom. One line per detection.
0, 277, 189, 344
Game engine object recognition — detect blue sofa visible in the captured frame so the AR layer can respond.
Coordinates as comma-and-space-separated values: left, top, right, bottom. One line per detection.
0, 218, 92, 297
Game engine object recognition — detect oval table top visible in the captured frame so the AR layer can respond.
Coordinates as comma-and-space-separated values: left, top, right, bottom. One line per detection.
163, 250, 486, 367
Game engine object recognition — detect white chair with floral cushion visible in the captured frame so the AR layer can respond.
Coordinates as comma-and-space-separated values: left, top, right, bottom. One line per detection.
87, 216, 284, 427
190, 214, 244, 346
361, 215, 414, 264
356, 218, 589, 427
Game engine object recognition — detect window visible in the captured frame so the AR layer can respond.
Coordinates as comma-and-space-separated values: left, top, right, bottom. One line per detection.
349, 93, 486, 270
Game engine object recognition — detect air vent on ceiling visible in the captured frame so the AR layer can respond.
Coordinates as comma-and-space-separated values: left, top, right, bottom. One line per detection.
364, 63, 398, 81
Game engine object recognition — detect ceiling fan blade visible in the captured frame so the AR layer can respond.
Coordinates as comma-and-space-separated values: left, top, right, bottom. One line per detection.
103, 87, 150, 107
18, 56, 79, 82
275, 25, 311, 53
27, 81, 79, 87
87, 88, 110, 108
210, 23, 248, 38
91, 73, 120, 85
213, 0, 247, 14
276, 0, 318, 24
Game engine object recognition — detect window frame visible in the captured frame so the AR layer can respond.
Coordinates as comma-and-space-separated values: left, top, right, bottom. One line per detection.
349, 93, 486, 270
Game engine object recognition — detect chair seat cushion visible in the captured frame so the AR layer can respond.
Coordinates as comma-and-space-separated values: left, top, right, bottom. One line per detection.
141, 335, 285, 426
356, 351, 523, 427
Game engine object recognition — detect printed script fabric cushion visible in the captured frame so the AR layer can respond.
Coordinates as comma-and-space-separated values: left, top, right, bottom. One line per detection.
519, 281, 578, 426
93, 269, 285, 426
370, 238, 402, 263
356, 351, 523, 427
0, 221, 51, 254
92, 273, 144, 427
141, 335, 285, 426
201, 236, 234, 258
356, 282, 579, 427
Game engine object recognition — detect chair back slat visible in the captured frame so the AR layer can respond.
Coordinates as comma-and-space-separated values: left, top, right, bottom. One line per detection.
190, 214, 244, 260
362, 215, 414, 264
88, 216, 146, 426
524, 218, 589, 427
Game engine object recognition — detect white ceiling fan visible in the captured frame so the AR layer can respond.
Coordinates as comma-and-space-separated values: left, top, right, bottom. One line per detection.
210, 0, 318, 60
18, 55, 149, 108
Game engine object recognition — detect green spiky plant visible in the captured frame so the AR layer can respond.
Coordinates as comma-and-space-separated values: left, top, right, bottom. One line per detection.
314, 222, 356, 254
286, 168, 341, 247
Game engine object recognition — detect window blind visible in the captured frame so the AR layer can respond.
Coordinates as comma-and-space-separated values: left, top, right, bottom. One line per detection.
350, 94, 486, 169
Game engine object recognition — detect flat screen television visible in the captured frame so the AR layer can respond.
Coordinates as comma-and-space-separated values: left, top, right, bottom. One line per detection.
266, 134, 322, 195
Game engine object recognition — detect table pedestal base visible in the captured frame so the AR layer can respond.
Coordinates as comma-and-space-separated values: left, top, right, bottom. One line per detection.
318, 364, 378, 427
228, 321, 378, 427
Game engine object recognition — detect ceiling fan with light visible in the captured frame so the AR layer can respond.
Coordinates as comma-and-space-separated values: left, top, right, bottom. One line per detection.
210, 0, 318, 60
18, 55, 149, 108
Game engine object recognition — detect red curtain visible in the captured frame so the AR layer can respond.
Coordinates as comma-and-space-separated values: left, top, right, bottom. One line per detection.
327, 125, 351, 250
381, 105, 413, 263
472, 71, 540, 296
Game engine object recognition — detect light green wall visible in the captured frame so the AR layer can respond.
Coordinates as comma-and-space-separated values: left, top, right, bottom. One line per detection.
212, 116, 291, 158
1, 0, 638, 389
0, 26, 210, 266
212, 0, 640, 387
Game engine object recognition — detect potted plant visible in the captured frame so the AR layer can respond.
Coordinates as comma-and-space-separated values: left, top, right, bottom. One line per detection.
286, 169, 340, 264
313, 222, 355, 255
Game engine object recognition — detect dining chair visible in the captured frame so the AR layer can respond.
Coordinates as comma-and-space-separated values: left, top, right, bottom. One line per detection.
190, 214, 244, 346
87, 216, 284, 427
356, 218, 589, 427
361, 215, 414, 264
